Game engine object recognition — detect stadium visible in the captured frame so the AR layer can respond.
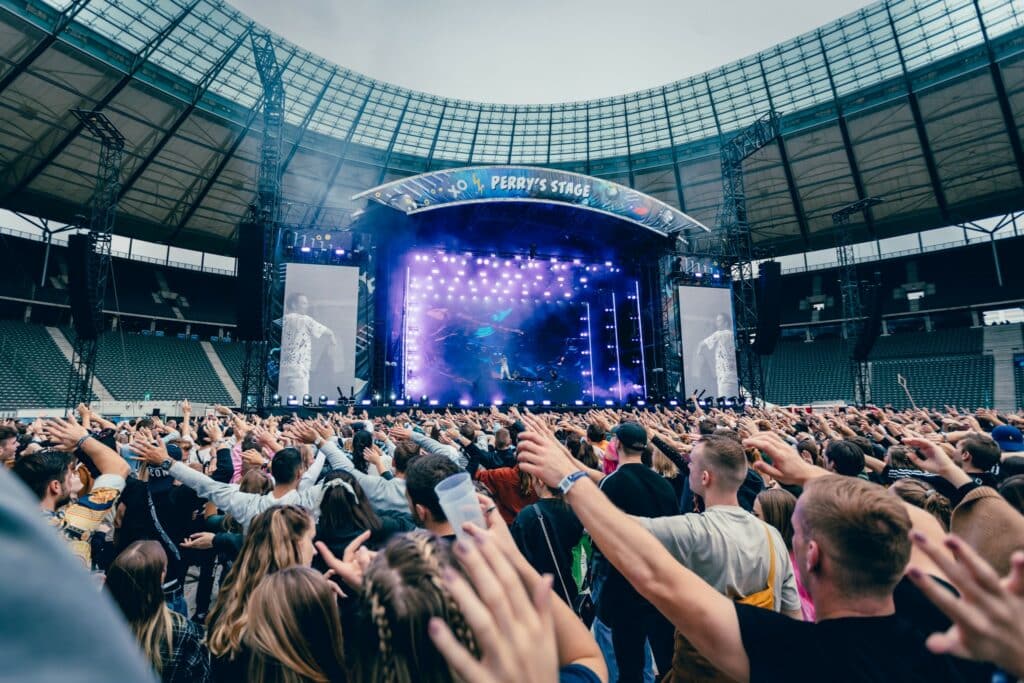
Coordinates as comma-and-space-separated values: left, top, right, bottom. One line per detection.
2, 1, 1024, 681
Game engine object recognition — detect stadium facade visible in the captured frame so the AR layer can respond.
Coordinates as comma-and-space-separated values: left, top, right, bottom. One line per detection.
1, 0, 1023, 258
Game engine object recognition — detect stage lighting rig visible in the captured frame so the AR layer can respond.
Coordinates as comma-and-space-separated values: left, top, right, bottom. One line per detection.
286, 394, 299, 406
318, 395, 328, 407
271, 394, 281, 406
302, 394, 313, 407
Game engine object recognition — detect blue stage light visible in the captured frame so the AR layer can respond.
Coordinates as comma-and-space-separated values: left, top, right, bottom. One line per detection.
525, 400, 535, 406
542, 400, 551, 406
574, 400, 585, 406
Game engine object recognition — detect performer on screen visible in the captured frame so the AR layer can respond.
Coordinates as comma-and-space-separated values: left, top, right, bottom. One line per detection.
277, 292, 336, 398
499, 354, 512, 380
698, 313, 738, 397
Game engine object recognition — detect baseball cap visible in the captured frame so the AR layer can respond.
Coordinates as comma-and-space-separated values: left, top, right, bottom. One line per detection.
613, 421, 648, 451
991, 424, 1024, 452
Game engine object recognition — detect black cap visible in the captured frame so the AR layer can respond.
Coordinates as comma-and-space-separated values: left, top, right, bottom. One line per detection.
614, 421, 648, 451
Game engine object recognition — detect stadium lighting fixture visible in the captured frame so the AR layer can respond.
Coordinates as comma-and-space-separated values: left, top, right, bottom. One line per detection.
286, 394, 298, 406
317, 395, 327, 407
302, 394, 313, 407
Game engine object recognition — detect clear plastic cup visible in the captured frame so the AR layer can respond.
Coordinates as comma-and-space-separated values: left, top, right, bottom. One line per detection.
434, 472, 485, 542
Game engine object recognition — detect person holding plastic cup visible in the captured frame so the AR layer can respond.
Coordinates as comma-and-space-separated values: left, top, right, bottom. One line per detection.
405, 454, 474, 540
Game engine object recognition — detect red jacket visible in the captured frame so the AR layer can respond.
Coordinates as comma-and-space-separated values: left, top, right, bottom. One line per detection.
474, 465, 538, 525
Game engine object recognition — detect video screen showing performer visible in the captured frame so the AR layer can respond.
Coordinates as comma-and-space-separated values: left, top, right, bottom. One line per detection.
679, 285, 739, 398
409, 302, 583, 404
277, 263, 359, 399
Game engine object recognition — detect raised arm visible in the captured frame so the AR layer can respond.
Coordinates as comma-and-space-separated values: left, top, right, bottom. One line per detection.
44, 415, 130, 479
517, 430, 750, 682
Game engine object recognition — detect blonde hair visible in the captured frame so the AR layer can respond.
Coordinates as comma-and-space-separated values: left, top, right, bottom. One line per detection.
207, 505, 313, 657
246, 567, 348, 683
105, 541, 177, 674
652, 449, 679, 478
360, 531, 477, 683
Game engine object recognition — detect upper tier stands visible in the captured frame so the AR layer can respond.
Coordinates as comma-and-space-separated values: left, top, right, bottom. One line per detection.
212, 341, 245, 392
0, 320, 70, 409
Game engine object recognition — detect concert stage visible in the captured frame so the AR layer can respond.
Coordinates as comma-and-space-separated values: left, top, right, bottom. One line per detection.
271, 166, 710, 407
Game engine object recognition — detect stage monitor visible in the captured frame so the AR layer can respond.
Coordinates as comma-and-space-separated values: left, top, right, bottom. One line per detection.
278, 263, 359, 400
678, 286, 738, 399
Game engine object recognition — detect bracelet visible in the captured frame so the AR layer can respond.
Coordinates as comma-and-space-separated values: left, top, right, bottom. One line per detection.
75, 434, 92, 450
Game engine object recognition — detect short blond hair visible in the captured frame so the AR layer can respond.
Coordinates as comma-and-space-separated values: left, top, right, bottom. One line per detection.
797, 475, 911, 596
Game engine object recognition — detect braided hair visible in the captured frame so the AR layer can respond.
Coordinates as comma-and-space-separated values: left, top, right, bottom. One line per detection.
359, 531, 478, 683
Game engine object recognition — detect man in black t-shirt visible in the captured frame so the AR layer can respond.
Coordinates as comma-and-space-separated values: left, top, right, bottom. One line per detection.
517, 427, 992, 683
594, 422, 677, 683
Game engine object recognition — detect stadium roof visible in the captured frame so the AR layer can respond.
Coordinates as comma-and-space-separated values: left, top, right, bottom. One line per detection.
0, 0, 1022, 257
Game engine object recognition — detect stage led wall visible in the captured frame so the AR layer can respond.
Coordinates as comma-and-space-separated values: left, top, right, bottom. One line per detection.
678, 285, 739, 398
400, 251, 645, 404
277, 263, 359, 399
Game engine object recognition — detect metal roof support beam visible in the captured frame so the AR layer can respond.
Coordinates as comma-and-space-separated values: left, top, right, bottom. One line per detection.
584, 101, 591, 175
163, 97, 264, 243
506, 109, 517, 165
972, 0, 1024, 188
758, 56, 810, 246
423, 102, 447, 172
0, 0, 91, 98
279, 67, 337, 175
816, 34, 876, 236
885, 4, 950, 223
466, 109, 483, 164
660, 87, 688, 212
305, 86, 375, 227
116, 27, 252, 203
622, 102, 636, 188
376, 95, 411, 185
2, 0, 200, 202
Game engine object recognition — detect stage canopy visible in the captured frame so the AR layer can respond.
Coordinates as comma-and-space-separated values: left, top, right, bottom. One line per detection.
354, 167, 710, 241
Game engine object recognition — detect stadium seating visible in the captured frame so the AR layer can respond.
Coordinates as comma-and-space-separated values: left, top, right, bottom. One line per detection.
764, 338, 853, 405
870, 328, 983, 359
86, 331, 235, 404
211, 341, 246, 390
0, 320, 71, 409
869, 355, 994, 410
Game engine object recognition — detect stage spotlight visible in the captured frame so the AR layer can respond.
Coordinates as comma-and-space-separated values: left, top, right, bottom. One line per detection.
318, 395, 328, 407
360, 399, 372, 406
428, 399, 439, 406
271, 394, 281, 406
541, 399, 551, 406
458, 399, 470, 407
302, 394, 313, 407
286, 394, 298, 406
492, 400, 504, 406
574, 400, 585, 406
394, 399, 406, 406
604, 400, 615, 406
300, 246, 312, 253
389, 393, 396, 401
525, 400, 535, 406
636, 400, 646, 407
669, 400, 679, 407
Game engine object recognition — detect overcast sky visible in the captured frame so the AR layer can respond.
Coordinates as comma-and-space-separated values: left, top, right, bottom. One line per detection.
231, 0, 871, 104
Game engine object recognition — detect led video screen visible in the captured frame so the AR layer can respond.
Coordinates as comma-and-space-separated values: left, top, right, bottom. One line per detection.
678, 285, 739, 398
277, 263, 359, 400
401, 252, 644, 405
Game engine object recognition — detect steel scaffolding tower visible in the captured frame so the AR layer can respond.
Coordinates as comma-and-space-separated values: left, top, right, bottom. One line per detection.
691, 111, 780, 405
239, 31, 285, 412
832, 197, 884, 404
64, 109, 125, 413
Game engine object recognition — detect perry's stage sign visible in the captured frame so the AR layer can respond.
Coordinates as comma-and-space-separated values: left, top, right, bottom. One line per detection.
353, 166, 709, 238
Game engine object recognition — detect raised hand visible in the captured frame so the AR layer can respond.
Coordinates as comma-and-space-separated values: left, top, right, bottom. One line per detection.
743, 431, 826, 486
285, 420, 320, 445
516, 431, 576, 489
42, 415, 89, 452
316, 530, 376, 590
902, 438, 970, 487
908, 533, 1024, 679
130, 434, 170, 467
428, 524, 558, 683
389, 426, 414, 442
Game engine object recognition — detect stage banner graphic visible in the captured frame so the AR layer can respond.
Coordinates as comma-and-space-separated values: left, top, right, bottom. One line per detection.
678, 286, 739, 399
277, 264, 360, 400
353, 166, 708, 237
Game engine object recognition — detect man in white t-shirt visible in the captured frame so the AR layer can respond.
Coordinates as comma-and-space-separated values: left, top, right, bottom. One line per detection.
636, 433, 802, 678
698, 314, 737, 397
278, 292, 336, 397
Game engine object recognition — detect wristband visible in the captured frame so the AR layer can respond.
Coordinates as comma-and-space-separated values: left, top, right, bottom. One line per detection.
558, 470, 588, 495
75, 434, 92, 450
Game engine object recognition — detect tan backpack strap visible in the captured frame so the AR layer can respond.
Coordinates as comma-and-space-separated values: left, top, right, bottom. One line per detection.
763, 523, 776, 592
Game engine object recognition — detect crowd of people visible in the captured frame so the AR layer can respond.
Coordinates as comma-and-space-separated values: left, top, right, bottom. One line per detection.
2, 397, 1024, 682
